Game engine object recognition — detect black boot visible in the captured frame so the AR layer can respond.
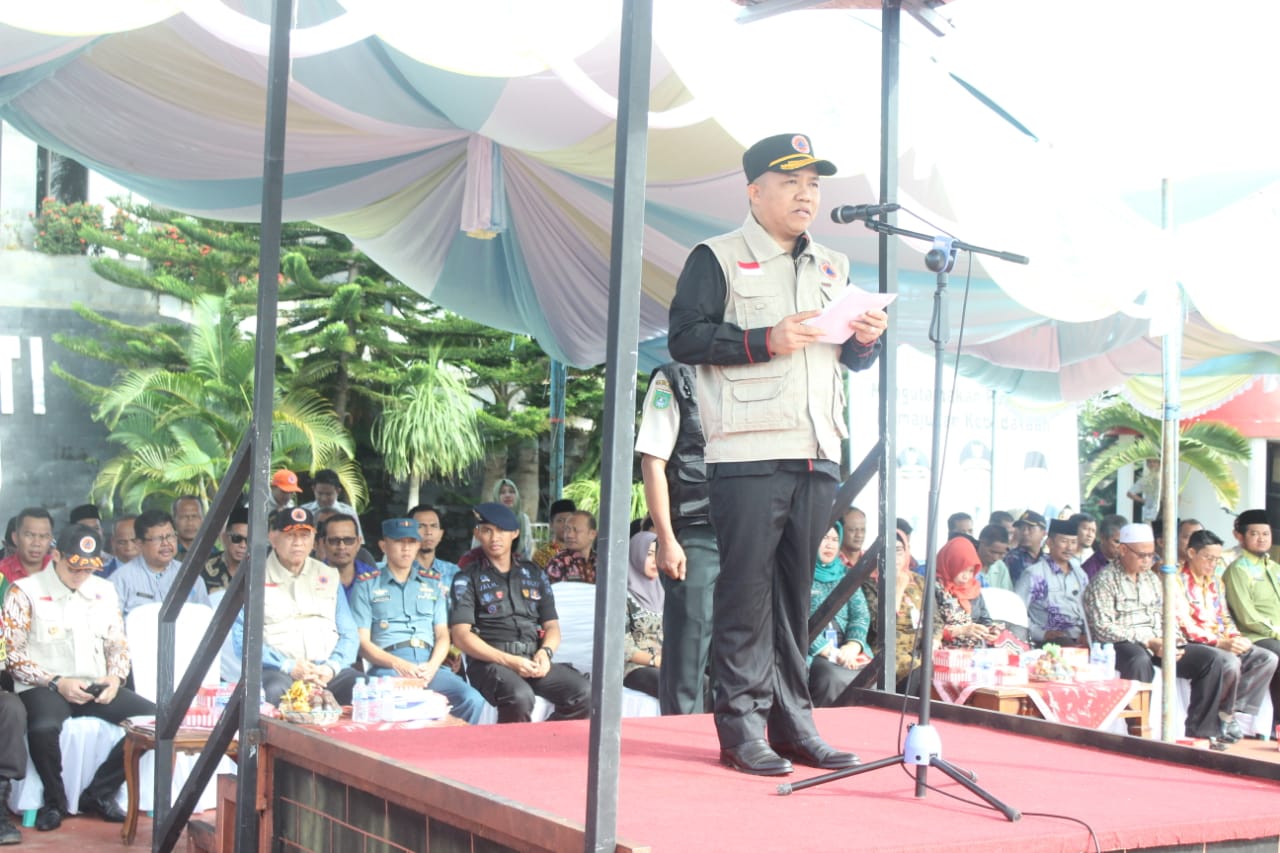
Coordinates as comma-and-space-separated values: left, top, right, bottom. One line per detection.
0, 780, 21, 844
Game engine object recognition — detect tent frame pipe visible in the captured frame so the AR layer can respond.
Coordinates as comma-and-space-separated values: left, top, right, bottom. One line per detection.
874, 0, 902, 691
584, 0, 653, 849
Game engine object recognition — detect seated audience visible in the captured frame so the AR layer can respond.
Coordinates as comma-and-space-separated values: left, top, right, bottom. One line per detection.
1016, 518, 1089, 646
201, 505, 249, 593
1069, 512, 1097, 563
0, 634, 25, 843
1179, 529, 1278, 741
1082, 513, 1128, 581
449, 503, 590, 723
623, 532, 663, 699
1175, 518, 1204, 567
532, 499, 576, 570
839, 506, 867, 568
0, 507, 54, 583
349, 519, 485, 724
4, 525, 155, 830
233, 507, 361, 707
171, 495, 206, 557
409, 504, 460, 593
946, 512, 974, 540
890, 527, 930, 692
1004, 510, 1047, 585
988, 510, 1015, 537
936, 536, 1001, 648
1084, 523, 1233, 743
545, 511, 598, 584
302, 468, 364, 540
68, 504, 105, 548
111, 509, 211, 617
1223, 509, 1280, 680
100, 515, 139, 578
807, 525, 870, 707
975, 523, 1013, 591
267, 468, 302, 515
319, 512, 371, 599
470, 479, 534, 560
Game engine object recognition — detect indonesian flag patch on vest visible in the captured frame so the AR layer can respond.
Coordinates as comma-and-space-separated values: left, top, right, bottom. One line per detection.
737, 260, 763, 276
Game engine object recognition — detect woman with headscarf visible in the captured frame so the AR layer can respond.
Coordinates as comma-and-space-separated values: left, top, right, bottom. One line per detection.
807, 524, 871, 707
471, 478, 534, 559
935, 536, 1000, 648
623, 531, 664, 698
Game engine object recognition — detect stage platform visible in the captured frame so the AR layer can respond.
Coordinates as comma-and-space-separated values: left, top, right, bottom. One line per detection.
255, 695, 1280, 853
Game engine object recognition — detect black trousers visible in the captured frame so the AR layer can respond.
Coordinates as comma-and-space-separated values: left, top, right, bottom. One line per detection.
1113, 641, 1229, 738
20, 685, 155, 810
624, 666, 660, 699
0, 693, 27, 780
708, 467, 833, 749
467, 661, 591, 723
263, 667, 360, 708
658, 524, 719, 715
808, 656, 866, 708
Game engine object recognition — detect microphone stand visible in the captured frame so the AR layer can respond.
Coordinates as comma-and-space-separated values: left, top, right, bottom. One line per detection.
779, 217, 1028, 822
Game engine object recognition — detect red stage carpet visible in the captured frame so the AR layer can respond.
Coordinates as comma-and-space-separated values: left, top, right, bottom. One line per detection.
327, 706, 1280, 852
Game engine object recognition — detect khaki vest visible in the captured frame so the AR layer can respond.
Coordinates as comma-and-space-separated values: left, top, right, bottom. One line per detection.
262, 552, 341, 664
696, 214, 850, 464
13, 570, 120, 693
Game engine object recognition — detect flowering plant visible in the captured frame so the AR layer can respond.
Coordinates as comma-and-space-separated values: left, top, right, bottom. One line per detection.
32, 197, 104, 255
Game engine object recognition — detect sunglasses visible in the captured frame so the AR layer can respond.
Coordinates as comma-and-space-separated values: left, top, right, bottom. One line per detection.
326, 536, 358, 547
227, 533, 248, 545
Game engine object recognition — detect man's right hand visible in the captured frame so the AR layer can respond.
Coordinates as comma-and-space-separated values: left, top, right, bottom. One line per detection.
57, 677, 94, 705
769, 311, 824, 356
656, 535, 687, 581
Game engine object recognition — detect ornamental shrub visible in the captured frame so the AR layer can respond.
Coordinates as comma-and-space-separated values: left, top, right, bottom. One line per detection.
32, 197, 104, 255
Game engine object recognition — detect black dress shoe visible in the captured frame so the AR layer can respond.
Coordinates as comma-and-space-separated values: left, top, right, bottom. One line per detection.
34, 804, 64, 832
771, 736, 860, 770
1221, 717, 1245, 743
78, 791, 126, 823
720, 739, 793, 776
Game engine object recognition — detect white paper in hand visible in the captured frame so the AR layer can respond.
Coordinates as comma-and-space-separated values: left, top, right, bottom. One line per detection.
804, 286, 897, 344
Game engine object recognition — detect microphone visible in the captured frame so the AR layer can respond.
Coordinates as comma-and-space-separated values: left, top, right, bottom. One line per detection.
830, 203, 900, 223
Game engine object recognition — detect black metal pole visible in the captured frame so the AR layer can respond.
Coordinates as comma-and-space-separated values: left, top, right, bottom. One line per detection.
584, 0, 652, 850
234, 0, 293, 850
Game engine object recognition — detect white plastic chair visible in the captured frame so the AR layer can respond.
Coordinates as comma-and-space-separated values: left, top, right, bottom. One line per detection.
122, 601, 230, 813
8, 716, 123, 817
124, 602, 220, 703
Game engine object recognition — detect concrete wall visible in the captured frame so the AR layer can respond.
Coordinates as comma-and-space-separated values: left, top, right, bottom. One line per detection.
0, 251, 161, 525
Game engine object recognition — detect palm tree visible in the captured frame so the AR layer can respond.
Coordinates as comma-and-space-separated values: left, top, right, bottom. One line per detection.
62, 295, 363, 512
371, 352, 485, 510
1081, 399, 1250, 510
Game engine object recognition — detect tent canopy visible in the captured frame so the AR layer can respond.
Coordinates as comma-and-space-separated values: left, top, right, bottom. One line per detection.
3, 0, 1278, 402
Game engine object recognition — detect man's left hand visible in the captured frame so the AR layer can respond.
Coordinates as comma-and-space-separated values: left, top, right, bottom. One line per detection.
851, 308, 888, 345
414, 661, 441, 685
95, 675, 121, 705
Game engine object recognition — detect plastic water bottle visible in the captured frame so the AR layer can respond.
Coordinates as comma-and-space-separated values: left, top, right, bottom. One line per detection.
352, 678, 369, 723
824, 624, 839, 661
1103, 643, 1116, 675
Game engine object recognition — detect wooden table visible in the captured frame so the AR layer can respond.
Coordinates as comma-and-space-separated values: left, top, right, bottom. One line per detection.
962, 682, 1152, 736
120, 720, 238, 845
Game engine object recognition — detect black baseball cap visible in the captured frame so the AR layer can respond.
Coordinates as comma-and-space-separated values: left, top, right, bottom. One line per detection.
1014, 510, 1047, 529
57, 523, 104, 569
743, 133, 837, 183
473, 502, 519, 532
271, 505, 315, 533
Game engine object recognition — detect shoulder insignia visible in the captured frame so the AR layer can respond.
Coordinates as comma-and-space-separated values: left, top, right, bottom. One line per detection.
356, 567, 380, 583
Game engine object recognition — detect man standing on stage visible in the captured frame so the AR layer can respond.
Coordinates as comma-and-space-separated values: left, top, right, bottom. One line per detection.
637, 361, 719, 715
668, 133, 886, 776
